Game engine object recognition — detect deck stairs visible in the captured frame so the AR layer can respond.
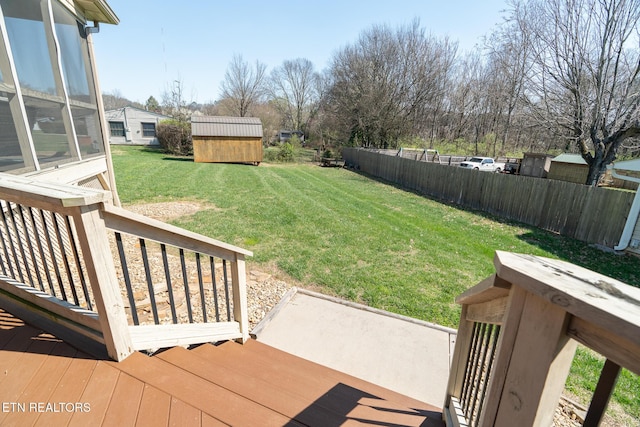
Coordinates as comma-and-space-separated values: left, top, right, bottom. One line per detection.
0, 309, 444, 426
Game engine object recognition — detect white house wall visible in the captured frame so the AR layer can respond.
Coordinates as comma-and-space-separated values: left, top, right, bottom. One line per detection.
611, 158, 640, 254
105, 107, 168, 146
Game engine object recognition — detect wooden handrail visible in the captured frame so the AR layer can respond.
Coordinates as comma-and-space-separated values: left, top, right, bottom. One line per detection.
444, 251, 640, 427
102, 204, 252, 260
0, 173, 111, 211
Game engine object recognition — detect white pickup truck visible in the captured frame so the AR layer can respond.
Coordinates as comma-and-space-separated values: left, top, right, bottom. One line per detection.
459, 157, 505, 172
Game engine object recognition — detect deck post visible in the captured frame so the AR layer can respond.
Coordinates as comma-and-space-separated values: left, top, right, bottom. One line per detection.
73, 203, 133, 361
487, 289, 577, 427
231, 254, 249, 343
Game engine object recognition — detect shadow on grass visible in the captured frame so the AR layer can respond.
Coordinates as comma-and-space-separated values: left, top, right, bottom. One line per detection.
162, 156, 193, 162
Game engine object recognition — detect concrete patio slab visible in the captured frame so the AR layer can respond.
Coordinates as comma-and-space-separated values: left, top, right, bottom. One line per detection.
252, 288, 457, 407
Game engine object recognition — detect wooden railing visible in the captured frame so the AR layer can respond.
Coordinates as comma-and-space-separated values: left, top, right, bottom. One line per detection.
0, 173, 251, 361
102, 205, 252, 351
444, 251, 640, 427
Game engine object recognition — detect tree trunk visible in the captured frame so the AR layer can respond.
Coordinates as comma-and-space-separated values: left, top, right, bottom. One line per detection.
585, 161, 604, 186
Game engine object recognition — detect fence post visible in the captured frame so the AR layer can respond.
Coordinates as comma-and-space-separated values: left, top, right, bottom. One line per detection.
73, 204, 133, 361
231, 254, 249, 343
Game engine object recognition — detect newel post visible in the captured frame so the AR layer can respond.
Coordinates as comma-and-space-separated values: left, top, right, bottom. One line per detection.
73, 203, 133, 361
231, 253, 249, 343
482, 288, 577, 427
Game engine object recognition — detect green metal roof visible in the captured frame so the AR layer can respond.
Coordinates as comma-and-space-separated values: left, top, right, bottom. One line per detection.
551, 154, 587, 165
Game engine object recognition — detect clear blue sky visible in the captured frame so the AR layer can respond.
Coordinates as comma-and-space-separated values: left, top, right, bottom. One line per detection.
94, 0, 509, 104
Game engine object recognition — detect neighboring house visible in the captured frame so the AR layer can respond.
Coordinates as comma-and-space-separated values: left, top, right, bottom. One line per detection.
278, 130, 304, 144
191, 115, 263, 164
547, 153, 589, 184
0, 0, 119, 195
105, 106, 169, 146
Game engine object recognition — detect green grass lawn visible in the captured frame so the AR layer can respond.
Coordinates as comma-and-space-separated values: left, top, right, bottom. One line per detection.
112, 145, 639, 419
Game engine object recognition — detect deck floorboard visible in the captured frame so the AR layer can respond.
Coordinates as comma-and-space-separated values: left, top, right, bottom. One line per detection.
135, 384, 172, 427
193, 341, 444, 426
0, 308, 444, 426
33, 354, 98, 427
102, 372, 145, 427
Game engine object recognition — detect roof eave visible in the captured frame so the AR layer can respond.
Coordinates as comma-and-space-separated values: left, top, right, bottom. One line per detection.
73, 0, 119, 25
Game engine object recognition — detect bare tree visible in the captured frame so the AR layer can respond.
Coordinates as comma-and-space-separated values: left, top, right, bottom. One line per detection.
219, 54, 267, 117
161, 78, 192, 122
511, 0, 640, 185
102, 89, 139, 110
269, 58, 319, 133
484, 20, 531, 155
325, 20, 457, 148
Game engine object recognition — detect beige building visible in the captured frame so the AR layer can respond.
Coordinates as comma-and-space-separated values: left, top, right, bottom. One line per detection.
191, 115, 263, 165
547, 153, 589, 184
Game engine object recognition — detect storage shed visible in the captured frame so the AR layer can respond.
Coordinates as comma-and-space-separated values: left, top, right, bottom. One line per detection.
547, 153, 589, 184
520, 153, 554, 178
191, 116, 263, 164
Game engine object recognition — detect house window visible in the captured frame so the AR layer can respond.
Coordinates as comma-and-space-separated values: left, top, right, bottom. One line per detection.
109, 121, 125, 137
141, 122, 156, 137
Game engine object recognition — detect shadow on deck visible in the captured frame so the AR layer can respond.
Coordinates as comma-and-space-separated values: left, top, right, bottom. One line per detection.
0, 308, 444, 426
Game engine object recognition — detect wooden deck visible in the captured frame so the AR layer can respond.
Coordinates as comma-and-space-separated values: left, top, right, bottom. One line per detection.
0, 309, 444, 426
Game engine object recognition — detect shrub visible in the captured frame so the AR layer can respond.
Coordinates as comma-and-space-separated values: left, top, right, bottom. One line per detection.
264, 148, 278, 162
277, 142, 295, 162
157, 119, 192, 156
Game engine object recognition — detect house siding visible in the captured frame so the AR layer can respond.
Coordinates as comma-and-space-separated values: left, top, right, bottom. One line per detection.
105, 107, 169, 146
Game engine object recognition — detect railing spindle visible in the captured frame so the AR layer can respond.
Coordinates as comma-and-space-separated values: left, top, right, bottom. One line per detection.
10, 204, 33, 285
16, 204, 40, 289
160, 243, 178, 324
65, 216, 92, 310
0, 201, 15, 278
476, 324, 500, 423
210, 256, 220, 322
179, 248, 193, 323
61, 216, 81, 306
29, 208, 50, 293
52, 213, 72, 302
140, 238, 160, 324
222, 259, 231, 321
115, 232, 138, 325
2, 203, 25, 283
41, 210, 63, 299
583, 359, 621, 427
196, 253, 207, 322
469, 324, 493, 426
461, 322, 482, 416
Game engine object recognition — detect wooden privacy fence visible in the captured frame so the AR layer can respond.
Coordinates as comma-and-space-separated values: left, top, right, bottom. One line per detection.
343, 148, 634, 248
